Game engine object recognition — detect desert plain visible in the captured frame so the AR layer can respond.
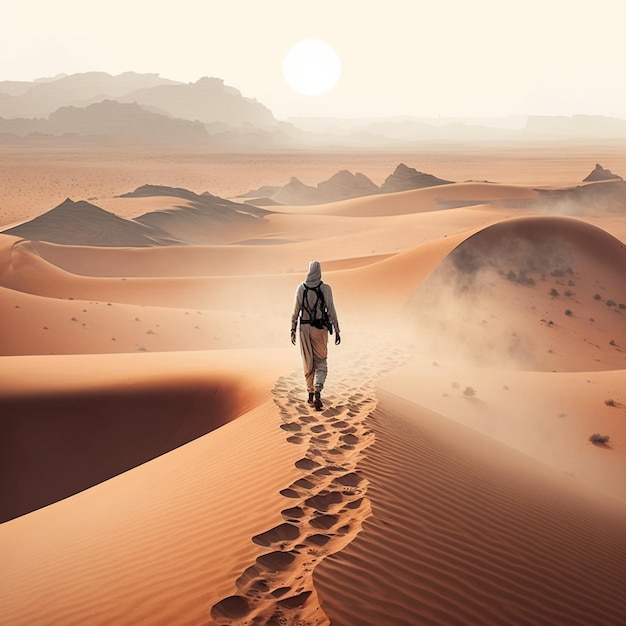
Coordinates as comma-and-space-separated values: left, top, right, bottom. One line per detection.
1, 140, 626, 625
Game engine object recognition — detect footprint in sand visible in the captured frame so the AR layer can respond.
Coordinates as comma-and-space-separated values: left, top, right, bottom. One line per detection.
210, 342, 411, 625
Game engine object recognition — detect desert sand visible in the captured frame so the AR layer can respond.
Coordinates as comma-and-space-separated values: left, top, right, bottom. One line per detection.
1, 146, 626, 625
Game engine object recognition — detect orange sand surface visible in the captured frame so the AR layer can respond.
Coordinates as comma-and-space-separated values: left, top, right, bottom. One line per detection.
1, 147, 626, 625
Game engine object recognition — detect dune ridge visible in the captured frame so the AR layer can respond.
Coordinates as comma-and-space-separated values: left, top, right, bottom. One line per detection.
210, 341, 408, 625
314, 390, 626, 626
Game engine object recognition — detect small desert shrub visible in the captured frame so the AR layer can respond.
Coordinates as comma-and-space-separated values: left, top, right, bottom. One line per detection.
609, 339, 617, 346
605, 399, 617, 407
551, 269, 565, 277
565, 309, 573, 316
550, 288, 559, 298
606, 299, 616, 307
568, 280, 575, 287
619, 303, 626, 310
589, 433, 610, 445
463, 386, 476, 397
593, 294, 602, 301
564, 290, 574, 297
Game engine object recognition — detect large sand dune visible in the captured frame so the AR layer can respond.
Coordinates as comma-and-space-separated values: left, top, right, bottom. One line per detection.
1, 154, 626, 625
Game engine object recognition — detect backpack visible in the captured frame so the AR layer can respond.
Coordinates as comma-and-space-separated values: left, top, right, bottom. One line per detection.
302, 282, 333, 334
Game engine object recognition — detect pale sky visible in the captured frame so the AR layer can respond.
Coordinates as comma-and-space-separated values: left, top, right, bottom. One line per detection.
2, 0, 626, 120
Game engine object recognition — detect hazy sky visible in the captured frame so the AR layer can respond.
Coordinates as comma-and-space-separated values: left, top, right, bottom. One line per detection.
2, 0, 626, 120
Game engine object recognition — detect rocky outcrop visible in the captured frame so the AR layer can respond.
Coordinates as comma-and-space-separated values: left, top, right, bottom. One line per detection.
583, 164, 623, 182
242, 164, 454, 206
271, 178, 321, 206
316, 170, 380, 202
380, 163, 453, 193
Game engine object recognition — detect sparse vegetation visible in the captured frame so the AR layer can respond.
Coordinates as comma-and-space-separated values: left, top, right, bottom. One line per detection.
565, 309, 573, 316
619, 303, 626, 310
593, 294, 602, 301
506, 269, 535, 286
609, 340, 617, 346
589, 433, 610, 446
606, 299, 616, 307
605, 399, 617, 407
463, 386, 476, 397
550, 288, 559, 298
564, 290, 574, 297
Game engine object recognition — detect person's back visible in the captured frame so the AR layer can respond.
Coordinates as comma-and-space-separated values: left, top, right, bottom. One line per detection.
291, 261, 341, 410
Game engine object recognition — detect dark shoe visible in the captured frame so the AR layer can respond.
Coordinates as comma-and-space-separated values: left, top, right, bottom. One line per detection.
314, 391, 323, 411
307, 392, 315, 405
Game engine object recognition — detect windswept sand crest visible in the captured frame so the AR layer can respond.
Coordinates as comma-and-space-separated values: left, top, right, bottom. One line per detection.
0, 362, 303, 625
0, 349, 291, 523
211, 340, 409, 625
313, 390, 626, 626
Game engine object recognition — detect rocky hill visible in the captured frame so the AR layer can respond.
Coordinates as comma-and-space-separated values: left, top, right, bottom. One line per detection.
0, 100, 209, 143
241, 164, 454, 206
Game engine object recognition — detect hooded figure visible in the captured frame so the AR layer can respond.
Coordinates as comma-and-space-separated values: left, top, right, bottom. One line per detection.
291, 260, 341, 410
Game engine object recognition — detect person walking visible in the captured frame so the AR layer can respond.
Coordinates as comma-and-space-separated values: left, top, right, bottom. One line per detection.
291, 260, 341, 410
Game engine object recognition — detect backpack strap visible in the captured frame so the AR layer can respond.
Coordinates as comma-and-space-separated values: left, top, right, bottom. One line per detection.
301, 282, 333, 334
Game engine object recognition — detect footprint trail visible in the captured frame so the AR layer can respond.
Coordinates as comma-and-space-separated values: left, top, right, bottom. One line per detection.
210, 344, 408, 625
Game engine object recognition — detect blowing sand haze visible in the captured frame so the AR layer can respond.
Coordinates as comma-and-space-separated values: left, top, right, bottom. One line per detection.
1, 151, 626, 625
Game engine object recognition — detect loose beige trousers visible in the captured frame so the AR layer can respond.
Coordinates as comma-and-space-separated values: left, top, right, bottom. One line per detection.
299, 324, 328, 392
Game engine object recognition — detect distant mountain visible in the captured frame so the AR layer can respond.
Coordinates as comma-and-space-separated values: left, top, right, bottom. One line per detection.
1, 198, 181, 246
0, 72, 178, 118
0, 100, 209, 143
241, 164, 453, 206
120, 77, 277, 128
3, 72, 626, 147
49, 100, 209, 142
524, 115, 626, 139
286, 114, 626, 143
0, 72, 279, 144
380, 163, 453, 193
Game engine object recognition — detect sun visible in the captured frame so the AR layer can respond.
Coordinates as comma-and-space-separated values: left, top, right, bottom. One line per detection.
283, 39, 341, 96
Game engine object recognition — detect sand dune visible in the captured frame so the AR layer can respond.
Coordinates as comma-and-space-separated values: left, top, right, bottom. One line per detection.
315, 388, 626, 626
1, 156, 626, 625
